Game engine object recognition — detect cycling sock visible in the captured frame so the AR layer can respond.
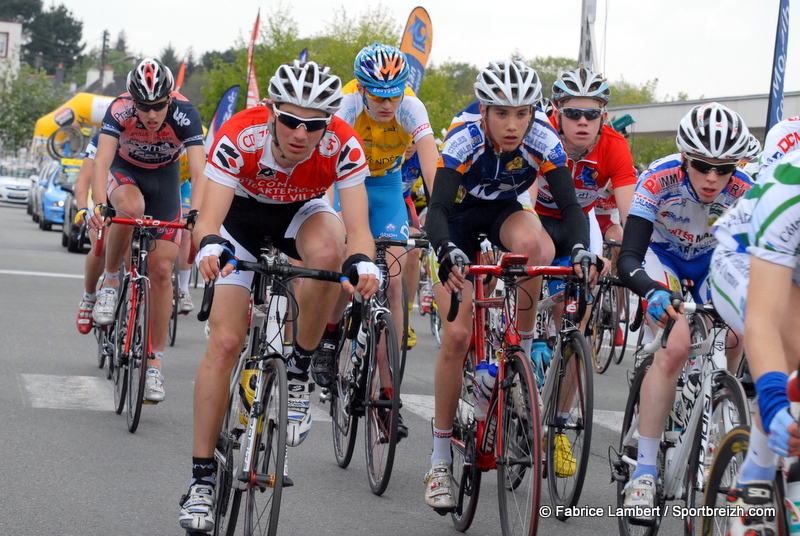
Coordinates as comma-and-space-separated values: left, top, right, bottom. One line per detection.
83, 291, 96, 303
739, 424, 778, 483
755, 372, 790, 433
520, 329, 535, 356
103, 270, 120, 285
190, 457, 217, 488
632, 435, 660, 479
153, 351, 164, 361
287, 344, 313, 380
179, 269, 191, 292
431, 427, 453, 466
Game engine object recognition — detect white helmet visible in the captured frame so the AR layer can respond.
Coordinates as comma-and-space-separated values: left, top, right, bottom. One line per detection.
551, 66, 611, 106
474, 60, 542, 107
268, 60, 343, 115
676, 102, 750, 160
745, 133, 762, 162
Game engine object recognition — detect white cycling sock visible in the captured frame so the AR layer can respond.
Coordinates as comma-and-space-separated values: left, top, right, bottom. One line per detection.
520, 329, 535, 356
180, 269, 191, 292
431, 427, 453, 466
633, 435, 660, 479
739, 424, 778, 483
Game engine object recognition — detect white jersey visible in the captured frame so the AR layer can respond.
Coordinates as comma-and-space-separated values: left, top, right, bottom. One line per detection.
760, 115, 800, 172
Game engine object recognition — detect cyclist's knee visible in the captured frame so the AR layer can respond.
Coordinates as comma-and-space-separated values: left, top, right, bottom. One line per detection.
207, 325, 246, 360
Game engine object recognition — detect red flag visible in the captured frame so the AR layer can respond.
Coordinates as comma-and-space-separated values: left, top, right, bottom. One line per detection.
174, 61, 186, 92
245, 10, 261, 108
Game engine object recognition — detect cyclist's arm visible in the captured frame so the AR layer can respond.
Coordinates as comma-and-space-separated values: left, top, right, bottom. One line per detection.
617, 214, 665, 297
424, 167, 462, 253
337, 181, 379, 297
194, 180, 236, 281
611, 183, 634, 227
544, 166, 589, 250
415, 133, 439, 197
88, 133, 117, 229
74, 157, 94, 223
185, 144, 207, 217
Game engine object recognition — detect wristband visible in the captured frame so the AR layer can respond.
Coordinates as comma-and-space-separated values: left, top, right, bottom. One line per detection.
342, 253, 372, 272
756, 371, 791, 433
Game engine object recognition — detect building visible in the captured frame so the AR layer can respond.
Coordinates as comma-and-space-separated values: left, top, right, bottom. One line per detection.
0, 20, 23, 78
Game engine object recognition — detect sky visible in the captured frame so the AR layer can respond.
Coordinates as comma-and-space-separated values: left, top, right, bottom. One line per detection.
57, 0, 800, 104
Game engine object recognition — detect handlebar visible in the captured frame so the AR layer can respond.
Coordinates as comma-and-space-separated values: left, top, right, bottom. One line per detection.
644, 301, 722, 353
373, 236, 430, 250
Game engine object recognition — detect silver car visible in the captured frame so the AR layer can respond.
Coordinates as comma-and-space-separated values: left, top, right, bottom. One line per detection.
0, 163, 38, 204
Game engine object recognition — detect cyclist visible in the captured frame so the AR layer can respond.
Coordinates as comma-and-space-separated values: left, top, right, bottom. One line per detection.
422, 59, 598, 510
179, 60, 380, 533
176, 149, 197, 313
708, 130, 800, 536
86, 58, 206, 403
760, 114, 800, 171
617, 102, 754, 522
73, 134, 105, 334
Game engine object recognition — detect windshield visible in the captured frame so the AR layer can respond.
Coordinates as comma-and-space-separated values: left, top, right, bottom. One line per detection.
0, 165, 38, 178
54, 168, 80, 187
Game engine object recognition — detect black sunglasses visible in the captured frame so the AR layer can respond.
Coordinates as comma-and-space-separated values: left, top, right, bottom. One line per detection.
273, 107, 330, 132
135, 99, 170, 113
559, 107, 604, 121
685, 155, 738, 176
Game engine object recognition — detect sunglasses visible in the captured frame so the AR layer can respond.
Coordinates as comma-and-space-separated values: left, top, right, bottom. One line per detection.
559, 107, 604, 121
685, 155, 738, 176
134, 99, 170, 113
363, 90, 403, 103
273, 106, 330, 132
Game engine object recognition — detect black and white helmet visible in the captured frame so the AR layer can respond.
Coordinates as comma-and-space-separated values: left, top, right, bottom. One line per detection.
551, 66, 611, 106
268, 60, 343, 115
745, 133, 762, 162
474, 60, 542, 107
676, 102, 751, 160
127, 58, 174, 102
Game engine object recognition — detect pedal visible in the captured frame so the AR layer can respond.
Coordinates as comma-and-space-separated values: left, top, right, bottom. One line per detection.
608, 446, 627, 483
433, 506, 455, 516
143, 400, 158, 405
318, 387, 331, 403
283, 475, 294, 487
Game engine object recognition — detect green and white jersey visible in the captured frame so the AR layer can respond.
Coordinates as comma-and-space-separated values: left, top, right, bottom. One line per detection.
714, 150, 800, 275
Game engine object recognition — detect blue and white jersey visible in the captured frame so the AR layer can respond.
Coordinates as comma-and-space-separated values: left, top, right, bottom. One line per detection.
629, 153, 753, 261
439, 102, 567, 203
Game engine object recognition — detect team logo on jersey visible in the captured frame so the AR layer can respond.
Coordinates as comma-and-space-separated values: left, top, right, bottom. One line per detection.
319, 132, 342, 157
335, 136, 364, 175
237, 124, 268, 153
172, 108, 191, 127
212, 135, 245, 174
506, 157, 524, 171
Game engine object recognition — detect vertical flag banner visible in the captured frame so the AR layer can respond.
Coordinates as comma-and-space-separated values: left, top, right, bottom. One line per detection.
399, 6, 433, 94
767, 0, 790, 131
298, 48, 308, 62
204, 85, 241, 153
245, 9, 261, 109
174, 61, 186, 92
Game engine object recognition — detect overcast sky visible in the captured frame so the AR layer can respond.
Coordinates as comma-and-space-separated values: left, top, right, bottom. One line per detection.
59, 0, 799, 105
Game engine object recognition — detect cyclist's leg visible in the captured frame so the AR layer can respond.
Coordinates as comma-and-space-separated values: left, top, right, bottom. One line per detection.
178, 180, 194, 312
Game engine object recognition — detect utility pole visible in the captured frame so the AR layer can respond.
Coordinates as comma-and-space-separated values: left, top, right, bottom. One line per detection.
578, 0, 597, 70
100, 30, 109, 68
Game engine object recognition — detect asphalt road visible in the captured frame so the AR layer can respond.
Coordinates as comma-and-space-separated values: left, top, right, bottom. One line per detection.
0, 200, 688, 535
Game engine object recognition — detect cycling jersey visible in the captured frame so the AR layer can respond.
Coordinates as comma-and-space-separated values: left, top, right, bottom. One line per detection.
628, 154, 753, 261
100, 91, 204, 169
760, 115, 800, 171
402, 152, 422, 195
440, 102, 567, 202
205, 105, 368, 203
336, 83, 434, 177
535, 122, 637, 218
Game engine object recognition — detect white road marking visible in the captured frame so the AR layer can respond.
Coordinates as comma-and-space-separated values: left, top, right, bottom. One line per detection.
1, 269, 83, 279
19, 374, 114, 411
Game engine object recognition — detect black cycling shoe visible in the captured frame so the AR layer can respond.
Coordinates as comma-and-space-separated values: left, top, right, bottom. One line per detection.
311, 335, 339, 388
397, 412, 409, 441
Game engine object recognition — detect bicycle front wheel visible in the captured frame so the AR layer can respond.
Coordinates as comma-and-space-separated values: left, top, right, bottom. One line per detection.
168, 265, 179, 347
613, 286, 631, 365
364, 311, 400, 496
112, 279, 130, 415
589, 282, 616, 374
496, 349, 542, 536
700, 426, 749, 536
126, 279, 150, 433
451, 349, 481, 532
242, 357, 288, 536
545, 330, 594, 513
331, 307, 360, 469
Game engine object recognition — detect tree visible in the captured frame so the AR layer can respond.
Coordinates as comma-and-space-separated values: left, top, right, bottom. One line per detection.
0, 0, 42, 23
610, 76, 658, 106
419, 62, 478, 137
527, 56, 579, 98
159, 43, 181, 75
114, 30, 128, 54
627, 136, 676, 168
22, 3, 84, 73
0, 62, 68, 151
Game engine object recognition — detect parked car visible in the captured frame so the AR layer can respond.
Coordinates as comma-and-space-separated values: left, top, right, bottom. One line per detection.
29, 158, 58, 220
35, 157, 83, 231
0, 163, 38, 204
61, 183, 91, 252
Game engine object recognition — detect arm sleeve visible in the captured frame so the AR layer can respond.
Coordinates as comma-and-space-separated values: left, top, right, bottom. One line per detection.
544, 166, 589, 249
424, 167, 463, 252
617, 214, 667, 297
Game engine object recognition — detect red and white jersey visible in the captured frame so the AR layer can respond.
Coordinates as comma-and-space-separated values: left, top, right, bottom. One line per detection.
205, 106, 368, 204
100, 91, 204, 169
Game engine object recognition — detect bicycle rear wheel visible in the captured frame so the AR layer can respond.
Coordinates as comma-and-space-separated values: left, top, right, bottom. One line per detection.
212, 388, 244, 536
126, 279, 150, 433
451, 349, 482, 532
613, 286, 631, 365
168, 264, 179, 347
399, 279, 409, 383
112, 280, 130, 415
364, 311, 400, 496
242, 357, 288, 536
589, 281, 616, 374
430, 302, 442, 348
331, 305, 360, 469
496, 350, 542, 536
545, 330, 594, 513
616, 355, 663, 536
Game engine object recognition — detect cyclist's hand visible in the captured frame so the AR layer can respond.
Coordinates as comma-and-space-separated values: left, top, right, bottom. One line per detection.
197, 235, 237, 283
571, 246, 602, 283
185, 209, 199, 230
645, 288, 682, 327
343, 261, 381, 299
436, 241, 468, 294
87, 203, 112, 231
74, 208, 89, 226
768, 407, 797, 457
